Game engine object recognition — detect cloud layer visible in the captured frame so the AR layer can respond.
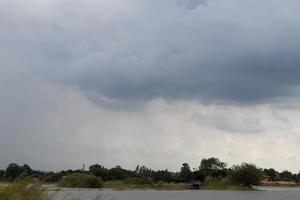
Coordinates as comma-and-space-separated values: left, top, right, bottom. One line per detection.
3, 0, 300, 103
2, 0, 300, 172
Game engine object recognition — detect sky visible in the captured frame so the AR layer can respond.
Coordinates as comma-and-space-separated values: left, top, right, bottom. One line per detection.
1, 0, 300, 172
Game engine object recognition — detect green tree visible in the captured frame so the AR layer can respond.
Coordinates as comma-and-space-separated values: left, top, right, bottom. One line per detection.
5, 163, 23, 180
135, 165, 153, 177
192, 170, 205, 182
153, 170, 173, 182
229, 163, 263, 187
108, 166, 132, 180
263, 168, 279, 181
21, 164, 32, 174
200, 157, 227, 170
0, 170, 5, 181
89, 164, 109, 180
279, 170, 295, 182
179, 163, 192, 182
296, 171, 300, 183
200, 157, 227, 177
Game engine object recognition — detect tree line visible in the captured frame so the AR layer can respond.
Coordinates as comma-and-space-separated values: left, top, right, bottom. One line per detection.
1, 158, 300, 187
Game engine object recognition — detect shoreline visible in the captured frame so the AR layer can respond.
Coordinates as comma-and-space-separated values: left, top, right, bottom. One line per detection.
2, 181, 300, 192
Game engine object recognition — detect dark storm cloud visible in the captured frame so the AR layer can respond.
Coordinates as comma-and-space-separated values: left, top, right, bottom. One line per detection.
3, 0, 300, 171
50, 0, 300, 104
3, 0, 300, 105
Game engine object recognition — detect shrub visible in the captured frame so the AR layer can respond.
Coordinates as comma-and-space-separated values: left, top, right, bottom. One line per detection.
15, 172, 30, 182
203, 176, 230, 187
0, 181, 52, 200
41, 172, 62, 183
229, 163, 263, 187
124, 177, 154, 185
59, 173, 103, 188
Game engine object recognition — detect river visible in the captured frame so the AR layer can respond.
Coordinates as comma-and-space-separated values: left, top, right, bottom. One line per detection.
52, 187, 300, 200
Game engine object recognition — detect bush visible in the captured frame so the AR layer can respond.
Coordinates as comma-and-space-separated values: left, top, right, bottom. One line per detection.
0, 181, 52, 200
229, 163, 263, 187
41, 172, 62, 183
59, 173, 103, 188
192, 170, 205, 182
15, 172, 30, 181
124, 177, 154, 185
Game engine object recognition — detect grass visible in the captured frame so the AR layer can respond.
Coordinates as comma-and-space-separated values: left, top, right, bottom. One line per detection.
200, 177, 253, 191
58, 173, 103, 188
102, 177, 254, 191
0, 181, 102, 200
0, 183, 9, 189
0, 181, 52, 200
200, 184, 252, 191
103, 181, 189, 190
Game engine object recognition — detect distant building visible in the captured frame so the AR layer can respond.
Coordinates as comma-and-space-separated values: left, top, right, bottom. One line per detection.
32, 170, 45, 182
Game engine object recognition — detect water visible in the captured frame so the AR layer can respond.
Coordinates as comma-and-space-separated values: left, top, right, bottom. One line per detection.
52, 187, 300, 200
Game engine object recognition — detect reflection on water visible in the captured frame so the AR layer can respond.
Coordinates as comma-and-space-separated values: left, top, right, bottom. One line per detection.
52, 187, 300, 200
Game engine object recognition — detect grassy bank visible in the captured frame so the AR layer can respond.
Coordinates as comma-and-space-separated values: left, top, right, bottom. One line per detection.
103, 181, 189, 190
0, 181, 52, 200
102, 180, 252, 191
199, 177, 253, 191
200, 183, 252, 191
0, 180, 253, 192
58, 173, 103, 188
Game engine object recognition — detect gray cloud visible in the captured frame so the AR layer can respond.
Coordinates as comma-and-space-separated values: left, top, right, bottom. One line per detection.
2, 0, 300, 104
3, 0, 300, 172
191, 111, 264, 134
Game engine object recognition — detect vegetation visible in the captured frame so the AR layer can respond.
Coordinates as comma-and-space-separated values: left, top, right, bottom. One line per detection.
0, 181, 102, 200
200, 157, 227, 178
201, 177, 249, 190
0, 181, 51, 200
180, 163, 193, 182
1, 157, 299, 191
58, 173, 103, 188
4, 164, 32, 181
228, 163, 263, 187
103, 181, 188, 190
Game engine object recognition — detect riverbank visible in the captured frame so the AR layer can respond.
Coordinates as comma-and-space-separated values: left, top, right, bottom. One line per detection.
0, 181, 254, 191
101, 181, 253, 191
260, 181, 298, 187
102, 181, 189, 190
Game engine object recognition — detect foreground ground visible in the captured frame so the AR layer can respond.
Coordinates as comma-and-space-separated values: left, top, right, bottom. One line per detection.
2, 181, 300, 200
0, 181, 259, 191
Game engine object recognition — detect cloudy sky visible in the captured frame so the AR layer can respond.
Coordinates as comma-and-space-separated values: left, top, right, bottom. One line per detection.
2, 0, 300, 172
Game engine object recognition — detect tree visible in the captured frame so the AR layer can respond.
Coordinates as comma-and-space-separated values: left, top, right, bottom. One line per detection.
153, 170, 173, 182
89, 164, 109, 180
192, 170, 205, 182
0, 170, 5, 181
179, 163, 192, 182
5, 163, 23, 180
200, 157, 227, 170
296, 172, 300, 183
22, 164, 33, 174
263, 168, 279, 181
108, 166, 132, 180
279, 170, 295, 182
135, 165, 153, 177
200, 157, 227, 177
229, 163, 263, 187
